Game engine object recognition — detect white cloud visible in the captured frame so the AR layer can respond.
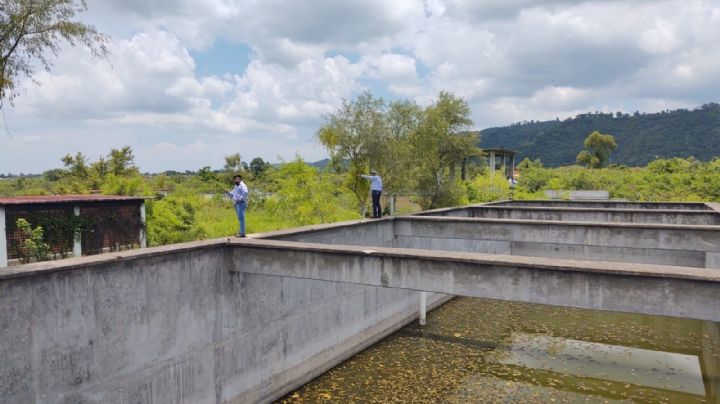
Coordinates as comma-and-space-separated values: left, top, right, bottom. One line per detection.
530, 86, 589, 109
362, 53, 418, 81
2, 0, 720, 173
639, 20, 681, 54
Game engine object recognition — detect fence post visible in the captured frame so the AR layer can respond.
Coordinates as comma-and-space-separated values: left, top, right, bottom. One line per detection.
419, 291, 427, 326
73, 206, 82, 257
0, 207, 7, 268
390, 194, 396, 216
139, 202, 147, 248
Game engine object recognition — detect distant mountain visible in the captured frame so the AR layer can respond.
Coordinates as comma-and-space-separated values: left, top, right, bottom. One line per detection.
479, 103, 720, 167
308, 158, 330, 168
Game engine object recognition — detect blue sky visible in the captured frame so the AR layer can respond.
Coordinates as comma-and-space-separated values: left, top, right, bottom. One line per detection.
190, 41, 252, 77
1, 0, 719, 174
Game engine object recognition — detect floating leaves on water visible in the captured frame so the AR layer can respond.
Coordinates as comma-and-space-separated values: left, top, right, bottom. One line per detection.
277, 297, 718, 403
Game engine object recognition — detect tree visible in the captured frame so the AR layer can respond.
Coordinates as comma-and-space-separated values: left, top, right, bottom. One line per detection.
576, 131, 617, 168
58, 151, 92, 193
317, 92, 393, 214
108, 146, 136, 176
411, 91, 478, 209
197, 166, 216, 182
0, 0, 109, 103
517, 158, 544, 171
60, 151, 89, 178
249, 157, 270, 177
317, 92, 420, 215
223, 153, 243, 173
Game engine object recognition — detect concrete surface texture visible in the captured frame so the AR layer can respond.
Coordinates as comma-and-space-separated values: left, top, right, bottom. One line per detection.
0, 241, 447, 403
468, 206, 720, 225
1, 200, 718, 403
228, 238, 720, 322
489, 200, 714, 210
544, 190, 610, 200
391, 216, 720, 268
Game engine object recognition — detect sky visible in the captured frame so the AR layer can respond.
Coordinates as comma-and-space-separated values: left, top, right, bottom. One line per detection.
1, 0, 719, 174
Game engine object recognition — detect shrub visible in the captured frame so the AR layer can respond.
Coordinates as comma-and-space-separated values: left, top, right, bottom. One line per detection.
16, 218, 51, 264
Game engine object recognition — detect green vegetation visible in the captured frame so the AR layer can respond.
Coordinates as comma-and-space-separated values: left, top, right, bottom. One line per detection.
3, 92, 720, 252
15, 218, 50, 264
480, 103, 720, 166
512, 157, 720, 202
6, 150, 716, 251
265, 159, 360, 227
576, 131, 617, 168
318, 91, 480, 211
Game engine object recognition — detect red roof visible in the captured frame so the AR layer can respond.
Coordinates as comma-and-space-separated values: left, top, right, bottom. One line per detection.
0, 195, 146, 206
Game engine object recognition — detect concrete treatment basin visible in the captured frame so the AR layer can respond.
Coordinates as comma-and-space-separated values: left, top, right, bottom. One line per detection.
1, 200, 718, 403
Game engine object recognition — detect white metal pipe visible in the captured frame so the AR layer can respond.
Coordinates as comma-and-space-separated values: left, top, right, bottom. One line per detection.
419, 291, 427, 326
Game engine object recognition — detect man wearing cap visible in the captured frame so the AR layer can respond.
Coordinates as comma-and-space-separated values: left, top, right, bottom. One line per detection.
359, 170, 383, 218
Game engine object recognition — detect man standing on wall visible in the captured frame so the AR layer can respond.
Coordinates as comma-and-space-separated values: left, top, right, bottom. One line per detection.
359, 170, 383, 218
227, 174, 249, 237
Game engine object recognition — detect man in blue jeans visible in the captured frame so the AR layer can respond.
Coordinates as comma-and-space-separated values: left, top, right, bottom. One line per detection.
227, 175, 249, 237
359, 170, 383, 218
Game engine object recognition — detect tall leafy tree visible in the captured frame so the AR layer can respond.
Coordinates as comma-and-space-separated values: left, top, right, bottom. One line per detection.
108, 146, 136, 176
223, 153, 243, 173
98, 146, 149, 196
412, 91, 478, 209
317, 92, 414, 214
60, 151, 88, 178
0, 0, 109, 103
56, 151, 89, 193
576, 131, 617, 168
249, 157, 270, 178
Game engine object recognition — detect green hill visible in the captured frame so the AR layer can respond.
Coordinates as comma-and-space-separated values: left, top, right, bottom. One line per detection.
479, 103, 720, 167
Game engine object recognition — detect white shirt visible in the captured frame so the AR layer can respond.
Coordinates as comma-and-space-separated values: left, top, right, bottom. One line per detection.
230, 181, 248, 204
361, 175, 383, 191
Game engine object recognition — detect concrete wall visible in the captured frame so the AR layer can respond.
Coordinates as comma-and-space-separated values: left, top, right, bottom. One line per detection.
544, 190, 609, 200
0, 241, 447, 403
490, 200, 712, 210
392, 217, 720, 268
423, 206, 720, 225
469, 206, 720, 225
274, 216, 720, 269
230, 239, 720, 323
263, 219, 395, 246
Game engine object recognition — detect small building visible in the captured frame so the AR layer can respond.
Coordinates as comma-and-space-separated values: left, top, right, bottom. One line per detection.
0, 195, 147, 268
484, 148, 516, 179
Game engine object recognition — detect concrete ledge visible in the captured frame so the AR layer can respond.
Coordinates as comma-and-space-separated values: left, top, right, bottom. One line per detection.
395, 214, 720, 231
544, 190, 609, 200
707, 202, 720, 213
227, 239, 720, 282
392, 218, 720, 267
433, 206, 720, 225
0, 238, 227, 281
473, 205, 719, 216
227, 239, 720, 322
252, 217, 392, 240
496, 200, 713, 210
4, 211, 718, 282
474, 206, 717, 214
